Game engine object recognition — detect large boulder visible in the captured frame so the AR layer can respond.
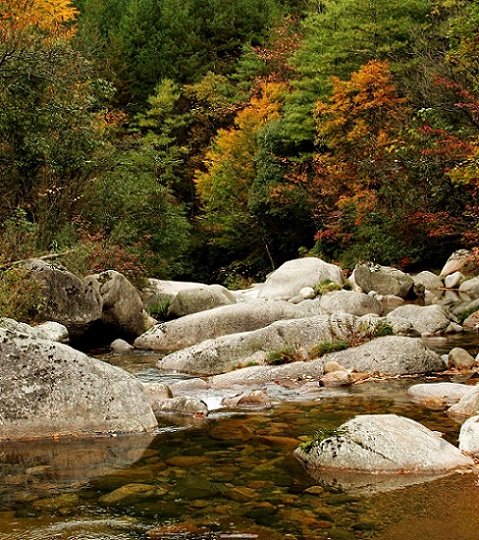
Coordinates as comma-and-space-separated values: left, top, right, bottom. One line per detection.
0, 317, 69, 342
440, 249, 472, 277
85, 270, 145, 338
459, 276, 479, 299
21, 259, 102, 338
448, 385, 479, 417
463, 310, 479, 329
448, 347, 477, 370
258, 257, 343, 301
353, 263, 414, 298
320, 335, 444, 375
294, 414, 473, 477
167, 285, 235, 318
412, 271, 443, 291
318, 290, 382, 316
158, 313, 365, 375
386, 304, 455, 335
0, 328, 157, 439
444, 271, 465, 289
459, 415, 479, 455
134, 299, 307, 353
208, 335, 444, 388
139, 279, 206, 310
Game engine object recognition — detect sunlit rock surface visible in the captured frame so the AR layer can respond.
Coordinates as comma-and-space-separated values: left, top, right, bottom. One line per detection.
258, 257, 344, 301
295, 414, 473, 483
134, 299, 307, 353
0, 328, 157, 439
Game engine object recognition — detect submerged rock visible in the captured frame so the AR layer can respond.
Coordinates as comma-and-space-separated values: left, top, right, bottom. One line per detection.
407, 382, 473, 406
294, 414, 473, 477
0, 328, 157, 439
153, 396, 208, 417
221, 390, 272, 409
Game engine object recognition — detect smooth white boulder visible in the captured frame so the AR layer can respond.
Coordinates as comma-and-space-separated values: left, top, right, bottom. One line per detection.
0, 328, 157, 439
386, 304, 454, 335
158, 313, 363, 375
318, 290, 382, 316
295, 414, 473, 474
407, 382, 472, 405
413, 271, 443, 291
134, 299, 307, 353
448, 385, 479, 417
459, 415, 479, 455
258, 257, 343, 301
444, 271, 465, 289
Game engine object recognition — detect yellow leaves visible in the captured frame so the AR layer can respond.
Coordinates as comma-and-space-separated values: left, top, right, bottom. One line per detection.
195, 81, 288, 205
35, 0, 78, 33
315, 60, 408, 151
447, 143, 479, 186
0, 0, 78, 45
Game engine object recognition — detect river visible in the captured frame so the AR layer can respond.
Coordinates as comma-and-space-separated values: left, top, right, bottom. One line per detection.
0, 333, 478, 540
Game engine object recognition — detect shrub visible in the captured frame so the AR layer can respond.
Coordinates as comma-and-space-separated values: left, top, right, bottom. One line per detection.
457, 306, 479, 324
266, 345, 299, 365
359, 319, 393, 339
0, 208, 41, 263
298, 427, 349, 454
313, 279, 343, 296
0, 267, 44, 324
148, 300, 171, 320
310, 339, 350, 358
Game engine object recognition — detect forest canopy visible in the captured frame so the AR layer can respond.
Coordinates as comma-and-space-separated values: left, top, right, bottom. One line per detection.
1, 0, 479, 284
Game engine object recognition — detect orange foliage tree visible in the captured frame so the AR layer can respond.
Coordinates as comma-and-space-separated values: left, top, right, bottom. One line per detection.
311, 60, 413, 264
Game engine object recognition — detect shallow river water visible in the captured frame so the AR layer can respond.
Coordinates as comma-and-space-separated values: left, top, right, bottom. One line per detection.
1, 334, 479, 540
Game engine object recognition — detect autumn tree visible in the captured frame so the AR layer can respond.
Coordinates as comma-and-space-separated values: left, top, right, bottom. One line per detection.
312, 60, 414, 264
195, 81, 288, 276
0, 0, 110, 257
282, 0, 433, 151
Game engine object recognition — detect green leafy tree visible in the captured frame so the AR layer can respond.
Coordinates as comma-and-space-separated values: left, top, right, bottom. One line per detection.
195, 81, 288, 275
282, 0, 434, 151
0, 0, 109, 257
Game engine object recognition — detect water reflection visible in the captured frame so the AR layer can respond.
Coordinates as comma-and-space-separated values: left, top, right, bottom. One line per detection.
0, 433, 155, 498
1, 345, 479, 539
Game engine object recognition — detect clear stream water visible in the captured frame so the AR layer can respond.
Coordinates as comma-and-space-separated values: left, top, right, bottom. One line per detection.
1, 333, 479, 540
